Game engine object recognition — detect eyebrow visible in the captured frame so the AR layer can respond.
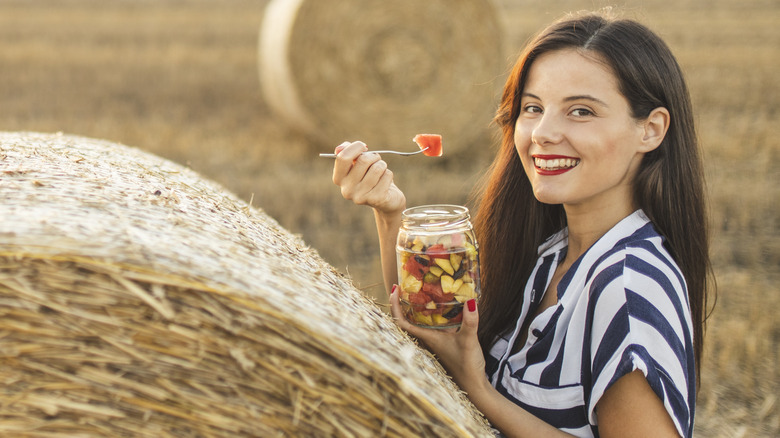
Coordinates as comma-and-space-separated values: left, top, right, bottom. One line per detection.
522, 92, 609, 107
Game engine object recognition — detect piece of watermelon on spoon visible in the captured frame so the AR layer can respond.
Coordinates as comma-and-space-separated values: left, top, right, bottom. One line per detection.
413, 134, 443, 157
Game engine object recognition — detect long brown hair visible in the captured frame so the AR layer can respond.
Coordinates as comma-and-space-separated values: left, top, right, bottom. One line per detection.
473, 12, 713, 380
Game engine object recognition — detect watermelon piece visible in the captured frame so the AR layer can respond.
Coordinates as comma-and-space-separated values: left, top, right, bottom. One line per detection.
425, 243, 450, 259
403, 256, 428, 280
413, 134, 443, 157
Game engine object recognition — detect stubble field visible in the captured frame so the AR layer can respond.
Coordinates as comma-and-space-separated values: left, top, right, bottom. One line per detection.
0, 0, 777, 436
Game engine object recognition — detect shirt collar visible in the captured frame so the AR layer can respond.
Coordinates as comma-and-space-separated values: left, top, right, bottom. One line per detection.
537, 209, 651, 258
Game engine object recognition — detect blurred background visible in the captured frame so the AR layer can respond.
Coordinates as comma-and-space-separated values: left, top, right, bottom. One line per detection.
1, 0, 777, 436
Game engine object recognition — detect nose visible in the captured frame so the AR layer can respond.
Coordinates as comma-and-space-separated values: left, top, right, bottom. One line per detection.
531, 112, 564, 146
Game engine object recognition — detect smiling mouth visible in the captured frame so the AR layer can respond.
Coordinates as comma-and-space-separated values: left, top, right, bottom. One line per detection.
534, 157, 580, 171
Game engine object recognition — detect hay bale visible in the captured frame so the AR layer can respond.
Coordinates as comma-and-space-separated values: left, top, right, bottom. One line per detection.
259, 0, 505, 152
0, 132, 492, 437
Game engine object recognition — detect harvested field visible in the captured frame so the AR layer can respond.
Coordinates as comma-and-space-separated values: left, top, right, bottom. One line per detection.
0, 0, 777, 435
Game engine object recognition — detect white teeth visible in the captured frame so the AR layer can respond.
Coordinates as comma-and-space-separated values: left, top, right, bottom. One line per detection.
534, 157, 579, 170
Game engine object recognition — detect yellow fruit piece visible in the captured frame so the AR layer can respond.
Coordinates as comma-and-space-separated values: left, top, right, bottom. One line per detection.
430, 265, 444, 277
401, 275, 422, 293
461, 273, 472, 283
454, 282, 478, 301
450, 253, 463, 271
414, 313, 433, 326
434, 258, 454, 275
452, 279, 464, 293
465, 242, 478, 260
411, 238, 424, 252
440, 275, 454, 293
441, 275, 464, 293
432, 314, 449, 326
425, 300, 437, 310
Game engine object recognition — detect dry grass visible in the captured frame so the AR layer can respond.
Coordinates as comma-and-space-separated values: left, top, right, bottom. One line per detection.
0, 0, 777, 435
0, 132, 492, 437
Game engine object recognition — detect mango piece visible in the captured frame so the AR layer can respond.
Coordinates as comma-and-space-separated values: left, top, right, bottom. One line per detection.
434, 258, 454, 275
465, 242, 478, 260
430, 265, 444, 277
441, 275, 464, 293
432, 314, 450, 326
414, 313, 433, 326
425, 300, 437, 310
454, 282, 478, 301
450, 253, 463, 271
401, 275, 422, 293
452, 279, 464, 293
441, 275, 454, 293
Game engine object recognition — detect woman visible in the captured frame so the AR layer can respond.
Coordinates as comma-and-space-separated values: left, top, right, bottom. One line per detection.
330, 11, 711, 438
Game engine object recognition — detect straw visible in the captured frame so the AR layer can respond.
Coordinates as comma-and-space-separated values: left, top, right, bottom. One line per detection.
0, 132, 493, 437
258, 0, 505, 152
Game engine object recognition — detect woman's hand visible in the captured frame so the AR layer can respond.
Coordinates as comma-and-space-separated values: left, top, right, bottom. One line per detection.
331, 141, 406, 295
389, 285, 487, 393
331, 141, 405, 215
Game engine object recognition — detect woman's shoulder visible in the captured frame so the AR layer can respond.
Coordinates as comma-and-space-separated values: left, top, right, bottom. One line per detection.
583, 214, 693, 344
581, 212, 690, 326
589, 211, 684, 285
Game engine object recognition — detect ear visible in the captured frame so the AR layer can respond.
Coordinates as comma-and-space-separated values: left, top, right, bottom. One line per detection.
638, 107, 670, 153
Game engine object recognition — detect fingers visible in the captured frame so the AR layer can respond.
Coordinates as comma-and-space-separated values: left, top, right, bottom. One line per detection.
348, 159, 389, 205
390, 285, 431, 339
389, 285, 412, 331
364, 166, 394, 202
459, 299, 479, 335
332, 141, 395, 207
334, 141, 349, 155
332, 141, 366, 186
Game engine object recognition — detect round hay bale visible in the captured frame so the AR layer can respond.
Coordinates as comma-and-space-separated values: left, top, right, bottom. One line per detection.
259, 0, 505, 152
0, 132, 492, 437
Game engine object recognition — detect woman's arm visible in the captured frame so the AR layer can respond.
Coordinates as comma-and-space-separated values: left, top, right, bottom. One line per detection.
389, 289, 573, 437
389, 289, 682, 437
374, 208, 403, 295
596, 370, 681, 437
331, 141, 406, 296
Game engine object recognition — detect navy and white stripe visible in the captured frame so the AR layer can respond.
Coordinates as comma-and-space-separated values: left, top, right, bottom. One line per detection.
487, 210, 695, 437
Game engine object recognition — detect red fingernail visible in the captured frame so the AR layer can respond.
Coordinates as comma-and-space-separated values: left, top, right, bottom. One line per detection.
467, 299, 476, 312
391, 284, 398, 295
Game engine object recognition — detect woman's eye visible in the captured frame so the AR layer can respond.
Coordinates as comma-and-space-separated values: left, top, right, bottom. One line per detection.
571, 108, 593, 117
523, 105, 543, 114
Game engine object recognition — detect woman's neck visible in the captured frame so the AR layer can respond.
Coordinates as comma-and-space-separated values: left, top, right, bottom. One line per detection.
563, 202, 636, 262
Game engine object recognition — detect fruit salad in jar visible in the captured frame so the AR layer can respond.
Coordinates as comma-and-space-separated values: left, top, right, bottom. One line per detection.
396, 205, 480, 329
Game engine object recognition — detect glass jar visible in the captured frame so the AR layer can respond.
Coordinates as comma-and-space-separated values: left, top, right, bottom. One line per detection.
396, 205, 480, 329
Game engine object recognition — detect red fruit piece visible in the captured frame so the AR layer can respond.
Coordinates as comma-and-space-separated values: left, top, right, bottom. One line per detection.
413, 134, 443, 157
422, 282, 454, 303
403, 256, 428, 280
426, 243, 451, 259
409, 292, 429, 305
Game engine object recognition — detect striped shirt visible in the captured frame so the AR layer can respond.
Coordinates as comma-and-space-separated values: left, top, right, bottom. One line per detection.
485, 210, 695, 437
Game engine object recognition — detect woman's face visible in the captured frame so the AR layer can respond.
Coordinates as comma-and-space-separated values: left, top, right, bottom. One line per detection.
513, 49, 647, 215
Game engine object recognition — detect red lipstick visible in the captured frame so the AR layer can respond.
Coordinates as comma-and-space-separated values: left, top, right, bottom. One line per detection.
532, 154, 579, 176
